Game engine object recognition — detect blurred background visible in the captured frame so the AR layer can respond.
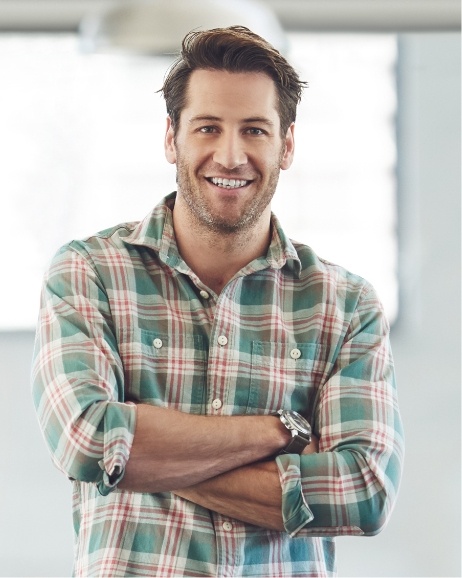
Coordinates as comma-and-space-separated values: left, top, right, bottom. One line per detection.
0, 1, 460, 576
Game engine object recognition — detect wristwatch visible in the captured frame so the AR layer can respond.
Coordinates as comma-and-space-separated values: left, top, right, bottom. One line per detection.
275, 409, 312, 454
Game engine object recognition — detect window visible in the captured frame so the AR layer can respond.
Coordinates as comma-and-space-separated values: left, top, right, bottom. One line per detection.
0, 33, 397, 329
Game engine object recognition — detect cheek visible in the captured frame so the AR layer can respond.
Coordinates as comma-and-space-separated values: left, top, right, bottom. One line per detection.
176, 143, 207, 169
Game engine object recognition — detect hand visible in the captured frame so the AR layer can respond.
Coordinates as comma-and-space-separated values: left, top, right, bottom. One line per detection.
302, 433, 319, 455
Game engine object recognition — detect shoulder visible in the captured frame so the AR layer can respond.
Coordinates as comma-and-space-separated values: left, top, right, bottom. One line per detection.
45, 221, 142, 284
293, 241, 371, 292
53, 221, 139, 259
290, 241, 390, 341
289, 240, 384, 319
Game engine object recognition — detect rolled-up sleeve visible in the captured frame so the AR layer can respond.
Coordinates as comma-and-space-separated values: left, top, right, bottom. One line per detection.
276, 285, 404, 537
31, 243, 137, 496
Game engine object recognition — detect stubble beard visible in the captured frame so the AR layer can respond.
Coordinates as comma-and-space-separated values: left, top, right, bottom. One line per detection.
175, 153, 283, 237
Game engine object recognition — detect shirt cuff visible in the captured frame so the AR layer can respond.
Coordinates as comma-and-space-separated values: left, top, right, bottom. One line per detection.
96, 401, 137, 496
276, 453, 314, 537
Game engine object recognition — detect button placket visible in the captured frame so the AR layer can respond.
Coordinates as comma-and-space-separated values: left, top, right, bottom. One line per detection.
207, 332, 230, 416
207, 287, 236, 419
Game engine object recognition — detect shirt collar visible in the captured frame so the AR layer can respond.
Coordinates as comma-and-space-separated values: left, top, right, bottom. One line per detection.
266, 214, 301, 277
123, 192, 301, 278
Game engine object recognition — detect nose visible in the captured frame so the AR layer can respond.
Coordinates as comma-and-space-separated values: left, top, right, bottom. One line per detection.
212, 132, 247, 170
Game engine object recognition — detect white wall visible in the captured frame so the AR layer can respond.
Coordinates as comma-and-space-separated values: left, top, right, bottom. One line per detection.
336, 32, 461, 577
0, 32, 460, 577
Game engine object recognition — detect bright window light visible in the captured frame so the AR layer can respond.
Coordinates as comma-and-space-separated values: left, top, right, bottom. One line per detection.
275, 33, 398, 324
0, 33, 397, 330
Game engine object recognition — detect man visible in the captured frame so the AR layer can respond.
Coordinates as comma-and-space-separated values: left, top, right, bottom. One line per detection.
32, 26, 404, 577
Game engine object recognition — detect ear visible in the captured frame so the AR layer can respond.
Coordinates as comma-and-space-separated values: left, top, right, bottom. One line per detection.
164, 116, 177, 164
280, 123, 295, 170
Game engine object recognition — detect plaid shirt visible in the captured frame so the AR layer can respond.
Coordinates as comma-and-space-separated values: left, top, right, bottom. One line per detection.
32, 193, 404, 577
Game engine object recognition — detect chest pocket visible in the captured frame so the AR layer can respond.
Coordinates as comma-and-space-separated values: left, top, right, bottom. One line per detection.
248, 341, 327, 419
119, 329, 207, 413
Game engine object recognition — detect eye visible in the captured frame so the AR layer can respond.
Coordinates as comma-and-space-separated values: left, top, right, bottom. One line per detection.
199, 126, 218, 134
245, 127, 266, 136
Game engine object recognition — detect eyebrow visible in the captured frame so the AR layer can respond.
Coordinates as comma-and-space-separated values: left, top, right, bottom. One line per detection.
188, 115, 275, 127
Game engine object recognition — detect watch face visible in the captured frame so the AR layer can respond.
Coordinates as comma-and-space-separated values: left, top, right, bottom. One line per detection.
285, 410, 311, 435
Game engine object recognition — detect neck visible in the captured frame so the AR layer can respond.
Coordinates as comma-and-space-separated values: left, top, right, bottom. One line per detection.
172, 198, 271, 294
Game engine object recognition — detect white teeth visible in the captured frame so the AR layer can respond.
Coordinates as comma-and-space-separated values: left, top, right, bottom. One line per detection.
210, 177, 248, 189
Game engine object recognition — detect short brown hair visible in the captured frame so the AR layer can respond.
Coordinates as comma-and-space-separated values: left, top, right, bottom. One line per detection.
160, 26, 306, 136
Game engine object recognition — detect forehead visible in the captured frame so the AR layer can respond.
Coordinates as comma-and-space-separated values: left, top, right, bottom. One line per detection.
182, 69, 279, 122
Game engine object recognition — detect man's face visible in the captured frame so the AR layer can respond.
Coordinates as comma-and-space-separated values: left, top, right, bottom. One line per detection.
165, 69, 294, 235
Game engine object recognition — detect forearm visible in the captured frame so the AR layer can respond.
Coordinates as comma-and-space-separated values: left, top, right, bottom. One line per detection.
173, 435, 320, 531
119, 404, 289, 493
174, 461, 285, 531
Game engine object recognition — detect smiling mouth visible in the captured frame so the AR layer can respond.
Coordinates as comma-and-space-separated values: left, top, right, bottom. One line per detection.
207, 177, 251, 189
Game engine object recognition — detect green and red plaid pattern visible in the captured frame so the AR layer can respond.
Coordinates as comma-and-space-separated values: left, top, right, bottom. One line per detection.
32, 193, 404, 577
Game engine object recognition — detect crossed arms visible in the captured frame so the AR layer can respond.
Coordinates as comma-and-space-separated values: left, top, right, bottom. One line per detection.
117, 403, 319, 531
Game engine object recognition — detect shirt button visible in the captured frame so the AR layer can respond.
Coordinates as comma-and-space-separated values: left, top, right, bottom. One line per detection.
217, 335, 228, 346
199, 290, 210, 299
153, 338, 163, 349
212, 399, 222, 410
290, 348, 301, 359
222, 521, 233, 531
